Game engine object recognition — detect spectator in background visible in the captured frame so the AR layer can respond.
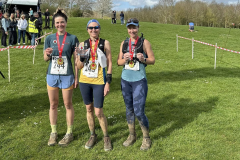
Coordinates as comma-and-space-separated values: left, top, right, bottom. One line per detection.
120, 11, 124, 25
114, 11, 116, 24
15, 10, 20, 20
38, 9, 42, 18
44, 9, 50, 28
111, 11, 115, 24
37, 14, 43, 43
14, 5, 17, 13
52, 12, 55, 29
9, 13, 17, 46
1, 13, 10, 47
29, 12, 39, 46
189, 22, 194, 32
0, 10, 3, 20
29, 8, 33, 18
17, 14, 28, 45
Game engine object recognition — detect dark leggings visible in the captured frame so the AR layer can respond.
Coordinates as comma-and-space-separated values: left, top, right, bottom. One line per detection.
121, 78, 149, 129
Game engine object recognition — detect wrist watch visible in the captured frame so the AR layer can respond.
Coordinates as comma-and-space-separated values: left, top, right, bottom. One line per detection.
144, 58, 146, 63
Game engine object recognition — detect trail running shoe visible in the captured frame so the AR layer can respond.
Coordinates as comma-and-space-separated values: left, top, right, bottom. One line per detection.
58, 133, 73, 146
140, 137, 151, 151
85, 134, 97, 149
104, 137, 112, 151
123, 134, 136, 147
48, 133, 58, 146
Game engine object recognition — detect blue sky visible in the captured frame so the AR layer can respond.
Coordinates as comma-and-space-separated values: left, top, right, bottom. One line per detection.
112, 0, 240, 11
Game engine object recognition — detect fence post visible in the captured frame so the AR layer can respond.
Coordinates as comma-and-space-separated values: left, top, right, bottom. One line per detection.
8, 47, 10, 82
192, 37, 194, 59
176, 34, 178, 52
33, 41, 36, 64
214, 43, 217, 69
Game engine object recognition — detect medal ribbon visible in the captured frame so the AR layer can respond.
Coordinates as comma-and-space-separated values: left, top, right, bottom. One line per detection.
56, 32, 67, 58
89, 38, 99, 63
129, 36, 139, 60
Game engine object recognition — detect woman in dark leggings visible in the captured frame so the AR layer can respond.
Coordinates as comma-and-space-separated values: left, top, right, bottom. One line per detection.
117, 18, 155, 150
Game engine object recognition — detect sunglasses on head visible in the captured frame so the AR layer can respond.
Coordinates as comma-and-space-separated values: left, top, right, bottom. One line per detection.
127, 19, 139, 24
87, 26, 100, 30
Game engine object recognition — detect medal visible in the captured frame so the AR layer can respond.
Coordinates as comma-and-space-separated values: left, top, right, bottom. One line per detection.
89, 38, 99, 70
56, 32, 67, 65
129, 60, 134, 68
90, 63, 97, 70
57, 58, 63, 65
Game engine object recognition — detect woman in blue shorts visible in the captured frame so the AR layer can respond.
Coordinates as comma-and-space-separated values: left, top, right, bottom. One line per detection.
117, 18, 155, 150
44, 9, 79, 146
76, 19, 112, 151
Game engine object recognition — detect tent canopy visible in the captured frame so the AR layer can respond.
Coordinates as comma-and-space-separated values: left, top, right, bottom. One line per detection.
7, 0, 38, 6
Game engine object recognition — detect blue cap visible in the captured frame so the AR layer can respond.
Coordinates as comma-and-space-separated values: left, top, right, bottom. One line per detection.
126, 22, 139, 27
87, 19, 101, 30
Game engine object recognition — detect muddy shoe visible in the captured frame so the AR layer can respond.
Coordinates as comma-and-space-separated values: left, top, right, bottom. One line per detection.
140, 137, 151, 150
85, 134, 97, 149
104, 137, 112, 151
58, 133, 73, 146
48, 133, 58, 146
123, 134, 136, 147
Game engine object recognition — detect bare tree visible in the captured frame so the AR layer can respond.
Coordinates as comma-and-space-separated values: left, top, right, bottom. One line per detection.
94, 0, 113, 18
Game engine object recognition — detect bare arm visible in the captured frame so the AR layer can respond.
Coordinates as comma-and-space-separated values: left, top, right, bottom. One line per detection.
117, 41, 130, 66
143, 39, 155, 65
76, 42, 84, 70
105, 40, 112, 74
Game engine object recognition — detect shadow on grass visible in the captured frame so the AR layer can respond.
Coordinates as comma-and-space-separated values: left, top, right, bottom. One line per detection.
147, 67, 240, 83
147, 94, 218, 139
0, 92, 50, 124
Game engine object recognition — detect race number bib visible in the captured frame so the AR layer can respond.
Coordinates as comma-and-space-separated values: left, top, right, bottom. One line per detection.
125, 61, 139, 71
83, 60, 99, 78
50, 56, 68, 75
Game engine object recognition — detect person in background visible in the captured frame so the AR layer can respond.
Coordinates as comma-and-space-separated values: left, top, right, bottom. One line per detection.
29, 8, 33, 18
117, 18, 155, 151
0, 10, 3, 20
37, 13, 43, 43
114, 11, 116, 24
44, 9, 50, 28
15, 10, 20, 20
120, 11, 124, 25
38, 9, 42, 18
29, 12, 39, 46
17, 14, 28, 45
52, 12, 55, 29
111, 11, 115, 24
8, 13, 17, 46
1, 13, 10, 47
189, 22, 194, 32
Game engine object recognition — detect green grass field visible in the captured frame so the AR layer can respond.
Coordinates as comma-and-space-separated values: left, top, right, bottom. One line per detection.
1, 18, 240, 159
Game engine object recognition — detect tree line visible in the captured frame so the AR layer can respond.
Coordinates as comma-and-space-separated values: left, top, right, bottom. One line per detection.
124, 0, 240, 28
40, 0, 112, 18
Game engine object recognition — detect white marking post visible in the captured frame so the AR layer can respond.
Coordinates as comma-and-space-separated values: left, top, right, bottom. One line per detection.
33, 41, 36, 64
43, 31, 46, 54
8, 47, 10, 82
192, 38, 194, 59
214, 43, 217, 69
176, 34, 178, 52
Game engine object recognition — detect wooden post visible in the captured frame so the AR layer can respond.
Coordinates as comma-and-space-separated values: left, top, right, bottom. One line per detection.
8, 47, 10, 82
176, 34, 178, 52
214, 43, 217, 69
192, 38, 194, 59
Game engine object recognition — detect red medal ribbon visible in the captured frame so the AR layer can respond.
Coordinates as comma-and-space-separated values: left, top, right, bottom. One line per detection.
89, 38, 99, 63
129, 36, 139, 60
56, 32, 67, 58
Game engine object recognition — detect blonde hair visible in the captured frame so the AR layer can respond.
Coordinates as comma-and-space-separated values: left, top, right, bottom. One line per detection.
10, 13, 16, 22
21, 14, 25, 18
